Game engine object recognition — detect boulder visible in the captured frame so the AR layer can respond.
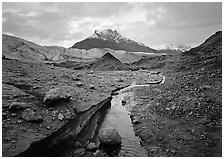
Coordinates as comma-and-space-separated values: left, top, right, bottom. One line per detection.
22, 109, 43, 123
43, 87, 72, 105
86, 142, 97, 150
8, 102, 29, 111
98, 128, 122, 146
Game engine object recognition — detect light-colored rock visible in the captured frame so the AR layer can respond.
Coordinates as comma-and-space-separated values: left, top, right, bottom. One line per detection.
86, 142, 97, 150
11, 113, 17, 117
98, 128, 122, 146
77, 82, 83, 87
43, 87, 72, 105
58, 113, 64, 121
72, 148, 85, 156
89, 85, 95, 89
74, 141, 82, 148
8, 102, 29, 111
22, 109, 43, 123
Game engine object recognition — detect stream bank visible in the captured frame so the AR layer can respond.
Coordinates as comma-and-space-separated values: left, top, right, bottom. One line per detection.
15, 72, 165, 157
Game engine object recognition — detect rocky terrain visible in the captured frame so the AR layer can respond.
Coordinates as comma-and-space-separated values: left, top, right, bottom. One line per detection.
125, 31, 222, 157
2, 30, 222, 157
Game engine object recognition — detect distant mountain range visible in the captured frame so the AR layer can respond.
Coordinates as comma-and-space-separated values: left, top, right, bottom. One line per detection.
3, 34, 160, 64
71, 29, 157, 53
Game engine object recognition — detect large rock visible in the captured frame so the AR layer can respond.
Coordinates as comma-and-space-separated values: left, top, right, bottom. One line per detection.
43, 87, 72, 105
8, 102, 29, 111
98, 128, 122, 146
22, 109, 43, 123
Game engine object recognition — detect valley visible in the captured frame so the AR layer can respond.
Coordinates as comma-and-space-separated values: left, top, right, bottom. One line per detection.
2, 30, 222, 157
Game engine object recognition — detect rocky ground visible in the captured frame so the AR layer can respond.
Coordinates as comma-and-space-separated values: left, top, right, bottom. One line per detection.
2, 57, 163, 157
2, 58, 135, 156
126, 55, 222, 156
2, 31, 222, 157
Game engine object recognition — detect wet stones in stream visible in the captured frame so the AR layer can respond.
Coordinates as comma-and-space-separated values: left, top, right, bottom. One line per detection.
98, 128, 122, 146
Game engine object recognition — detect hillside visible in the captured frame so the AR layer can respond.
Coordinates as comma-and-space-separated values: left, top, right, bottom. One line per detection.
87, 52, 130, 71
179, 31, 222, 70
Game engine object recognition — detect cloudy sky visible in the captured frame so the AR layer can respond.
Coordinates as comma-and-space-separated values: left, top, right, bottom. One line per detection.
2, 2, 222, 49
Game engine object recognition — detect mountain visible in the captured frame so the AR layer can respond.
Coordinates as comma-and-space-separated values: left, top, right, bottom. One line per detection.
3, 34, 158, 64
2, 34, 67, 62
71, 29, 157, 53
87, 52, 129, 71
179, 31, 222, 70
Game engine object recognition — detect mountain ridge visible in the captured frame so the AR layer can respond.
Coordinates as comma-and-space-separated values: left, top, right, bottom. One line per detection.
71, 29, 157, 53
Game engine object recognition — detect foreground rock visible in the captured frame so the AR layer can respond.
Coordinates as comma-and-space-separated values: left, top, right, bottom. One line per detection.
22, 109, 43, 123
8, 102, 29, 111
43, 87, 72, 105
98, 128, 122, 146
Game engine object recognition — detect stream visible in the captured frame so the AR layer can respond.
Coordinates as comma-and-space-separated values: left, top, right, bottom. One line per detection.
100, 90, 148, 157
99, 73, 165, 157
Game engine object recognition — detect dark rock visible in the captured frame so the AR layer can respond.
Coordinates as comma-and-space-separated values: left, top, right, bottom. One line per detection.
43, 87, 72, 105
117, 78, 124, 82
89, 85, 95, 89
74, 141, 82, 148
121, 100, 126, 105
132, 118, 141, 124
8, 102, 29, 111
77, 82, 83, 87
98, 128, 122, 146
22, 109, 43, 123
2, 112, 8, 119
111, 91, 119, 96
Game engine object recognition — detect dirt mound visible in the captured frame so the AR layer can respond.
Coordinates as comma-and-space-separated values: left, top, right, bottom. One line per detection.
87, 52, 130, 71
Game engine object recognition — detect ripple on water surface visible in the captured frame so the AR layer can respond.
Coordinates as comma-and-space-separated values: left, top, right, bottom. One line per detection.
100, 91, 148, 157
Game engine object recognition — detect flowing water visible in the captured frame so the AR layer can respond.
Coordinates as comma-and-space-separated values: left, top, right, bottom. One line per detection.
100, 74, 165, 157
100, 89, 148, 157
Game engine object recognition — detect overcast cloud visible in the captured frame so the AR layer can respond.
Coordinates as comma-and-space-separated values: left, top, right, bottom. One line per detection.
2, 2, 222, 49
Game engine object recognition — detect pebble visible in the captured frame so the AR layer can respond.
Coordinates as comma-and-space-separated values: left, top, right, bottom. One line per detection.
58, 113, 64, 121
93, 150, 100, 156
72, 148, 85, 156
86, 142, 97, 150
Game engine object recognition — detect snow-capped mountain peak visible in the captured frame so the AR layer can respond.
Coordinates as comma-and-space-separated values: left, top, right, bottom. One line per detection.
89, 29, 129, 42
72, 29, 157, 53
